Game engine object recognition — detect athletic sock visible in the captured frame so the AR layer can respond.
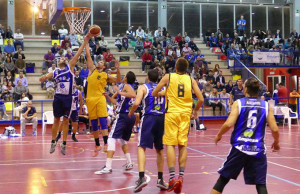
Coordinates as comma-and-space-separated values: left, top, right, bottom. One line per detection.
179, 166, 185, 178
125, 153, 131, 164
51, 140, 55, 143
139, 172, 145, 179
103, 135, 108, 145
95, 138, 100, 146
58, 131, 61, 136
63, 141, 66, 145
169, 167, 175, 181
158, 172, 163, 179
106, 158, 112, 169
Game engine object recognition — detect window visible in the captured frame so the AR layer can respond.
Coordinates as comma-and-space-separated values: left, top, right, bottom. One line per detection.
149, 3, 158, 31
35, 8, 51, 36
112, 2, 128, 36
284, 7, 290, 39
252, 6, 266, 32
235, 6, 250, 35
268, 7, 282, 34
15, 1, 32, 35
93, 1, 110, 37
184, 3, 200, 38
167, 3, 182, 37
74, 0, 92, 32
54, 0, 72, 33
0, 0, 7, 27
219, 5, 234, 36
131, 2, 147, 31
202, 4, 217, 37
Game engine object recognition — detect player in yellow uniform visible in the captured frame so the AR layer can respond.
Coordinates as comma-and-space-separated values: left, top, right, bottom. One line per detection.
85, 43, 121, 156
152, 58, 204, 193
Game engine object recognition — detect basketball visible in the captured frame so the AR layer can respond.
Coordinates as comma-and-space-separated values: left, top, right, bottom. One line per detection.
89, 25, 101, 37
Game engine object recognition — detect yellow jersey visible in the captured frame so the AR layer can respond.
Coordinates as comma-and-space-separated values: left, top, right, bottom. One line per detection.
86, 70, 107, 100
165, 73, 193, 114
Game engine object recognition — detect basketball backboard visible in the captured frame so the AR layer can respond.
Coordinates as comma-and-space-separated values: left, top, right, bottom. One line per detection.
49, 0, 63, 24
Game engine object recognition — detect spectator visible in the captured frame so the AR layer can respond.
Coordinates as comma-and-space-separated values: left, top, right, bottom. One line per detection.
0, 93, 8, 120
215, 29, 224, 40
77, 55, 86, 69
162, 27, 168, 37
219, 88, 230, 113
69, 33, 79, 46
134, 37, 144, 59
13, 29, 24, 51
58, 24, 68, 40
4, 26, 13, 39
165, 45, 173, 56
51, 25, 60, 39
126, 26, 135, 41
175, 45, 181, 58
237, 15, 246, 36
14, 71, 28, 87
93, 43, 102, 63
272, 84, 279, 105
51, 43, 59, 55
21, 101, 37, 136
40, 68, 47, 90
4, 40, 15, 54
209, 33, 218, 47
217, 33, 224, 48
274, 29, 282, 40
13, 48, 25, 63
204, 29, 212, 43
206, 70, 215, 84
103, 49, 113, 63
192, 65, 200, 79
209, 88, 222, 116
89, 37, 97, 54
61, 36, 72, 49
223, 33, 232, 44
14, 79, 28, 101
154, 27, 161, 40
230, 79, 244, 105
199, 63, 208, 77
216, 70, 225, 86
225, 80, 234, 93
65, 49, 74, 61
199, 75, 207, 86
289, 89, 300, 113
54, 48, 64, 64
3, 71, 14, 85
212, 64, 220, 79
278, 82, 289, 105
122, 34, 129, 51
293, 38, 300, 65
143, 37, 152, 50
0, 24, 4, 39
145, 28, 152, 39
164, 55, 176, 73
46, 78, 55, 99
290, 28, 298, 39
136, 26, 145, 40
184, 32, 190, 43
15, 54, 26, 74
175, 33, 182, 44
182, 43, 192, 56
2, 81, 14, 101
75, 70, 83, 89
142, 49, 153, 73
186, 50, 196, 72
13, 92, 29, 120
115, 34, 122, 52
80, 63, 89, 80
4, 56, 15, 77
48, 63, 57, 73
188, 38, 199, 52
264, 39, 273, 49
99, 36, 108, 52
166, 33, 172, 45
214, 81, 223, 92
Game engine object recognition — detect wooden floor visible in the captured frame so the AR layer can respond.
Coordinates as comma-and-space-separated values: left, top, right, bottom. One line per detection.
0, 123, 300, 194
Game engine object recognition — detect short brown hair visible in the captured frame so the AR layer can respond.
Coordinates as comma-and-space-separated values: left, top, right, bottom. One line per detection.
245, 77, 260, 97
175, 58, 188, 73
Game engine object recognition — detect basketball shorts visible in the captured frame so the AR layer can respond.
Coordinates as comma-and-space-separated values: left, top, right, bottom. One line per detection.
53, 94, 72, 118
138, 114, 164, 150
109, 113, 136, 141
70, 110, 79, 122
218, 147, 267, 185
163, 112, 191, 146
86, 97, 108, 120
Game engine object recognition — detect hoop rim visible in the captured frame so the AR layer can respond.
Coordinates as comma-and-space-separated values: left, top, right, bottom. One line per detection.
62, 7, 91, 13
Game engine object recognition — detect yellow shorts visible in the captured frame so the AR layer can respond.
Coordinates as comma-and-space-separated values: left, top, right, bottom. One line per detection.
163, 112, 191, 146
86, 97, 108, 120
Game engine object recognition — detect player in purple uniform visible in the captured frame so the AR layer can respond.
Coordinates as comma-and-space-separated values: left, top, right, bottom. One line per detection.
211, 78, 280, 194
94, 71, 137, 175
40, 34, 91, 155
129, 70, 168, 192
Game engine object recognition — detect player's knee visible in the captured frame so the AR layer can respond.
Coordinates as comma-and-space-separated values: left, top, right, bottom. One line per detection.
256, 184, 268, 194
213, 175, 230, 193
107, 138, 116, 151
118, 139, 127, 146
99, 117, 108, 130
91, 119, 98, 131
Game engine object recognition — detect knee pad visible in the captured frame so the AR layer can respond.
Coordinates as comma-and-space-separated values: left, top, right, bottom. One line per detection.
256, 184, 267, 194
118, 139, 127, 146
213, 175, 230, 193
91, 119, 99, 131
107, 138, 116, 151
99, 117, 108, 130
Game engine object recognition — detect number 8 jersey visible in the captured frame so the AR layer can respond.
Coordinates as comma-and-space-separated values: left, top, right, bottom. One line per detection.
165, 73, 193, 114
143, 82, 165, 116
231, 97, 268, 156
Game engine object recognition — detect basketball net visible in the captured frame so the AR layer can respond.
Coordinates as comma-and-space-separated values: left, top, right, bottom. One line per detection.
64, 8, 91, 34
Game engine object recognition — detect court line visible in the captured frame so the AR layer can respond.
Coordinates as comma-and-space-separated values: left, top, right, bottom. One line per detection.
187, 147, 300, 187
268, 161, 300, 172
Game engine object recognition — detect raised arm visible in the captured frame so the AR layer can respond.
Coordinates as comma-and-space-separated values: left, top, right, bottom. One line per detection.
69, 33, 92, 70
107, 59, 121, 83
129, 85, 146, 117
152, 74, 169, 97
85, 41, 95, 73
39, 72, 54, 82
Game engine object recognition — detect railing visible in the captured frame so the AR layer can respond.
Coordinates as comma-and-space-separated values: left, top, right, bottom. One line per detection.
227, 49, 300, 68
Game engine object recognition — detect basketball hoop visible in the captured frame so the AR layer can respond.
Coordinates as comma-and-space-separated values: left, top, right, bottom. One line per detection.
62, 7, 91, 34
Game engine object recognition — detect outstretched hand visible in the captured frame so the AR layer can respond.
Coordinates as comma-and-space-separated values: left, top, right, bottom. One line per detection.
115, 59, 120, 69
84, 33, 92, 42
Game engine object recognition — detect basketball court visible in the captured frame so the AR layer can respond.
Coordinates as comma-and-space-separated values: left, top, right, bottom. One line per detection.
0, 123, 299, 194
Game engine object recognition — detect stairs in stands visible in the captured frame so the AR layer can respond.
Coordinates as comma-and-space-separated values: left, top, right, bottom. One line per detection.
17, 37, 232, 119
